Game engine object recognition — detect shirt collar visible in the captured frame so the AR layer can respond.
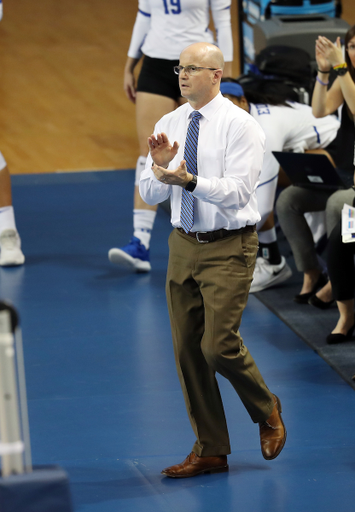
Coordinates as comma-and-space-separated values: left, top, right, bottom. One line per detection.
186, 92, 224, 122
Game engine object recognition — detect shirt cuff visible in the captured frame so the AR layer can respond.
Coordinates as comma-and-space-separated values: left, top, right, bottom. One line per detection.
151, 170, 161, 183
150, 168, 170, 186
192, 176, 212, 199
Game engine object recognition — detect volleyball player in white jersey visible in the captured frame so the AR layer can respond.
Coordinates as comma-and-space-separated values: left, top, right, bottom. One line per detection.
109, 0, 233, 272
0, 4, 25, 266
220, 80, 340, 292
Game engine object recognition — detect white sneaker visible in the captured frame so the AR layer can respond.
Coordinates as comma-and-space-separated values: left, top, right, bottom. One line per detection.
250, 256, 292, 293
0, 229, 25, 266
108, 236, 151, 272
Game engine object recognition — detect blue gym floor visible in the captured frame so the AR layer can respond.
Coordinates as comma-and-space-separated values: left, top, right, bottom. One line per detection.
2, 170, 355, 512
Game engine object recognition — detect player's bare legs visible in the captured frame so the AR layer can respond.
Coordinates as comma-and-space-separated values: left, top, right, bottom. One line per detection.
109, 92, 185, 272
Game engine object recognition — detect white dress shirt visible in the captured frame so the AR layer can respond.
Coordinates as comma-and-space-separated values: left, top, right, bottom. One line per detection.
139, 93, 265, 231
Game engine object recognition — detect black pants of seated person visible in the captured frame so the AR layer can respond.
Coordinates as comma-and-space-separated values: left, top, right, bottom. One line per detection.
327, 219, 355, 301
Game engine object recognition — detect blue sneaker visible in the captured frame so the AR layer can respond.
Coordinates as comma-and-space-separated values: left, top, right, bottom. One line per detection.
108, 236, 151, 272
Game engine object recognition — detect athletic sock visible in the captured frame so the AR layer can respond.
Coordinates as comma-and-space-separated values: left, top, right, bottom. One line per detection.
0, 205, 17, 234
258, 227, 281, 265
133, 209, 156, 249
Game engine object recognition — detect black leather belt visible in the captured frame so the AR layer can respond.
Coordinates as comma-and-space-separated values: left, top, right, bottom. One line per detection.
177, 225, 256, 243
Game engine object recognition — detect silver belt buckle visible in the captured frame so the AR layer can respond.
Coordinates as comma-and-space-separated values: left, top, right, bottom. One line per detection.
196, 231, 209, 243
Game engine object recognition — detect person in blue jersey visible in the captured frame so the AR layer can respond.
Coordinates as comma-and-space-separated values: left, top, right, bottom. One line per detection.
276, 25, 355, 308
220, 79, 340, 293
108, 0, 233, 273
140, 42, 286, 478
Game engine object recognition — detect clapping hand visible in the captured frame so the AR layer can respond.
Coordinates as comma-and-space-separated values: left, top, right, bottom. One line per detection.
316, 36, 344, 69
151, 160, 191, 188
147, 132, 179, 168
148, 132, 192, 187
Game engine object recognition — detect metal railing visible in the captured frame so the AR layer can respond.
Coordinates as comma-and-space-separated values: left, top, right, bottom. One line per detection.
0, 302, 32, 477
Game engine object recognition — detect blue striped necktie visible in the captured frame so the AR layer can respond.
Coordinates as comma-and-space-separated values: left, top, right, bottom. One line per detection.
180, 111, 202, 233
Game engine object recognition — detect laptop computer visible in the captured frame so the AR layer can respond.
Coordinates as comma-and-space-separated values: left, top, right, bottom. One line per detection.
272, 151, 353, 190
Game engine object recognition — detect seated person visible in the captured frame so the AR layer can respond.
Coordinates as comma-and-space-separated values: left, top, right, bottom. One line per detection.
220, 79, 340, 292
325, 212, 355, 344
276, 25, 355, 305
0, 153, 25, 266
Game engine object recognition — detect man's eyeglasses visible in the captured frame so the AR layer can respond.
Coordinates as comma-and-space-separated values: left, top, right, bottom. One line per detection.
174, 65, 218, 76
347, 44, 355, 52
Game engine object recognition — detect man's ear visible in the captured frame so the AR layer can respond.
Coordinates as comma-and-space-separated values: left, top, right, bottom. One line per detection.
213, 69, 224, 84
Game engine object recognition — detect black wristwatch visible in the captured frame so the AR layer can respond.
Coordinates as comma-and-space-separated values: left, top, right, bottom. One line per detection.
334, 66, 349, 76
185, 175, 197, 192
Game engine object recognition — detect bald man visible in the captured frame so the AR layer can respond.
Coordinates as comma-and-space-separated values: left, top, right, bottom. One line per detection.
140, 43, 286, 478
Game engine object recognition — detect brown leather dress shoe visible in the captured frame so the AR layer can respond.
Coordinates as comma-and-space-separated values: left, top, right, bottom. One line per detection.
161, 452, 228, 478
259, 394, 286, 460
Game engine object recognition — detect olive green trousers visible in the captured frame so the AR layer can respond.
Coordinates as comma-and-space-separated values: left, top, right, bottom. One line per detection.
166, 228, 274, 457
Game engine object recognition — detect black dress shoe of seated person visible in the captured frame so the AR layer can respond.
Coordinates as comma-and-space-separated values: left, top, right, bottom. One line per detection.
308, 294, 335, 310
294, 273, 328, 304
326, 323, 355, 344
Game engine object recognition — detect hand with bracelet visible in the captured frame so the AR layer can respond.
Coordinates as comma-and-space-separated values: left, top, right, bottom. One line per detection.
313, 27, 355, 118
316, 35, 347, 76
